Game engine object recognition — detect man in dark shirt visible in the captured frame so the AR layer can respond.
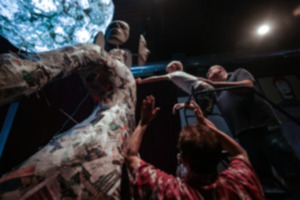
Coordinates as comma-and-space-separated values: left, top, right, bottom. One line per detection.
201, 65, 300, 199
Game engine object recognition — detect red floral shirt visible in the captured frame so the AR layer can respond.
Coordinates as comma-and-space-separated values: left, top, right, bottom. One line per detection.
131, 155, 265, 200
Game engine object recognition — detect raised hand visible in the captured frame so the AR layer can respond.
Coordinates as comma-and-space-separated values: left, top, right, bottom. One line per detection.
135, 77, 142, 84
172, 101, 196, 115
189, 101, 216, 129
141, 95, 160, 125
197, 77, 214, 85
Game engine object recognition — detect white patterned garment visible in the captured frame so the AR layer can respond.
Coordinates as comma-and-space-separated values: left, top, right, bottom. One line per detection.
0, 44, 136, 200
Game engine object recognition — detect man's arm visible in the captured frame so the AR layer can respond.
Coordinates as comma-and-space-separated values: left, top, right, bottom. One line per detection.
124, 95, 160, 171
136, 75, 169, 84
198, 77, 254, 94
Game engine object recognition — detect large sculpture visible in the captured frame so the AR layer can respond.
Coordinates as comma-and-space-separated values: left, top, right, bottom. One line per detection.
0, 21, 137, 199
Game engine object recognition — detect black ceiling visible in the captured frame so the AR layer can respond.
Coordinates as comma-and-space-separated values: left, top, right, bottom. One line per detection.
1, 0, 300, 63
113, 0, 300, 62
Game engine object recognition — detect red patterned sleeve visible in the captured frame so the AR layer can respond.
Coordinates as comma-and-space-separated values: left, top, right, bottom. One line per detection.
130, 160, 192, 200
220, 155, 266, 200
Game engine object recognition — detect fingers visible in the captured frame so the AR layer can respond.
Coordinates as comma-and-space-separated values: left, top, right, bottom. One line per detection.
153, 107, 161, 117
140, 95, 159, 125
172, 101, 200, 115
141, 96, 153, 112
135, 78, 142, 84
190, 101, 202, 113
143, 95, 160, 114
172, 103, 184, 115
172, 107, 177, 115
172, 104, 178, 115
144, 95, 154, 109
142, 99, 147, 109
197, 77, 207, 82
190, 100, 199, 109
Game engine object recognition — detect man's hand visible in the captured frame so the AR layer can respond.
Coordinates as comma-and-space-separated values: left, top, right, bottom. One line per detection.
141, 95, 160, 125
190, 101, 216, 129
135, 77, 142, 84
197, 77, 214, 85
172, 101, 196, 115
173, 100, 216, 129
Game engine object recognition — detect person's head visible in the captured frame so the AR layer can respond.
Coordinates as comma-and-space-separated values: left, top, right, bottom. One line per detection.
178, 124, 222, 174
166, 60, 183, 73
105, 20, 130, 46
273, 77, 295, 100
207, 65, 227, 81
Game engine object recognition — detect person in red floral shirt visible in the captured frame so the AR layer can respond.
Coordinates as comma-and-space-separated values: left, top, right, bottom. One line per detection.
124, 95, 265, 200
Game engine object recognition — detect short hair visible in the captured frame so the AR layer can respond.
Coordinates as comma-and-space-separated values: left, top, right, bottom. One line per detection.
207, 65, 227, 79
209, 65, 225, 72
178, 124, 222, 174
166, 60, 183, 72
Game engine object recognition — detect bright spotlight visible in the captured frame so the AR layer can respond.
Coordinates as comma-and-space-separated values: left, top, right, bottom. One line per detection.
256, 24, 271, 36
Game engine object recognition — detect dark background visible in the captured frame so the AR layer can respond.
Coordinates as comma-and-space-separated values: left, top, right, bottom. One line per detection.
112, 0, 300, 62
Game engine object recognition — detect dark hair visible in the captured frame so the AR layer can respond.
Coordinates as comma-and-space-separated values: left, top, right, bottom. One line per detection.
178, 124, 222, 174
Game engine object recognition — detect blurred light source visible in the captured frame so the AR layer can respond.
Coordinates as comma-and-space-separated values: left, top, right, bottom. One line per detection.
256, 24, 271, 36
0, 0, 114, 52
293, 6, 300, 16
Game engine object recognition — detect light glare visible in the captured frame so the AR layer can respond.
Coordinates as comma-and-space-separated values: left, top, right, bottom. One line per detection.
0, 0, 114, 52
257, 24, 270, 36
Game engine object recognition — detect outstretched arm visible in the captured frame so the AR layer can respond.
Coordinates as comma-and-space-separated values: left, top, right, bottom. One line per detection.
181, 101, 249, 161
198, 77, 254, 94
124, 95, 160, 171
192, 100, 248, 160
136, 75, 169, 84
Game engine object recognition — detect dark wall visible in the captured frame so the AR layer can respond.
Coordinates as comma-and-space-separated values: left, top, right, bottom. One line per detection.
136, 81, 182, 175
0, 74, 95, 175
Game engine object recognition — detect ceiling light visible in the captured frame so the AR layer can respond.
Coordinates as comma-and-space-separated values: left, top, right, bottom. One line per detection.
256, 24, 271, 36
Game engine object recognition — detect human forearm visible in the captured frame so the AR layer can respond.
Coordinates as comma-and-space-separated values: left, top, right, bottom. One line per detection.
191, 100, 248, 160
211, 126, 248, 160
124, 121, 147, 172
210, 80, 253, 88
125, 121, 147, 157
136, 75, 169, 84
124, 95, 160, 171
200, 78, 254, 94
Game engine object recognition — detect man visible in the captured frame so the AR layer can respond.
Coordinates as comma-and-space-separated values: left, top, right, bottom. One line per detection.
124, 95, 265, 199
136, 61, 215, 116
202, 65, 300, 199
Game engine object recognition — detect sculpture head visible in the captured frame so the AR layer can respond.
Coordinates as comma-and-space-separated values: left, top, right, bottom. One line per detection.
105, 20, 130, 46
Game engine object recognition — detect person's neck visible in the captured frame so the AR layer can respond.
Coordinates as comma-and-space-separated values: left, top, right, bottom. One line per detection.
185, 170, 218, 187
